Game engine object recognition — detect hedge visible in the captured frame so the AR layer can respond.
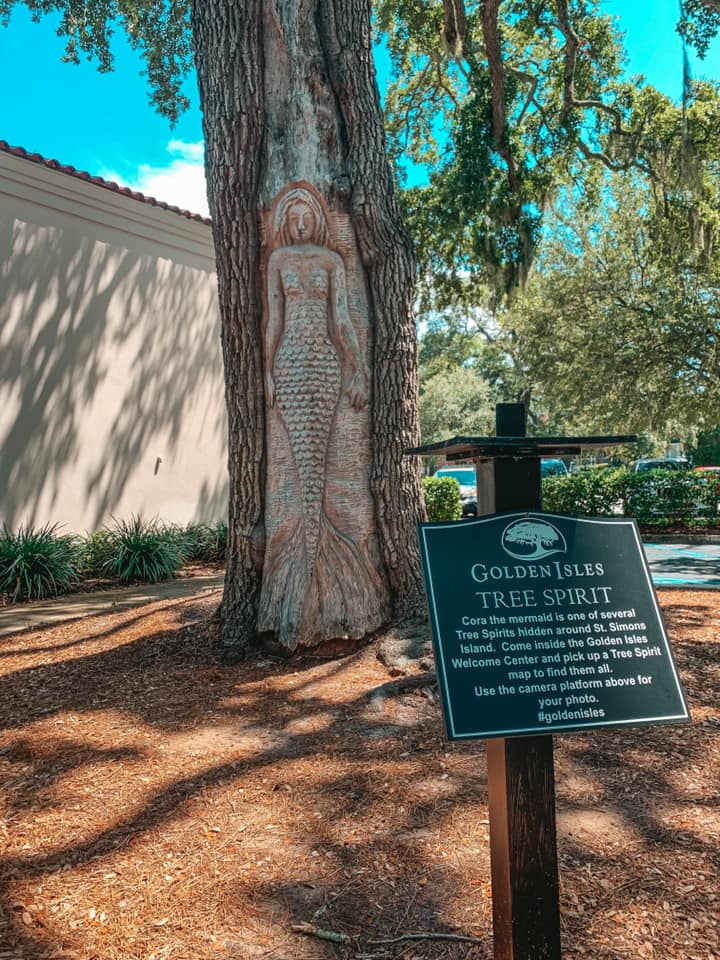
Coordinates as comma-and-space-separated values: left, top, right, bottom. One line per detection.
542, 468, 720, 525
542, 469, 625, 517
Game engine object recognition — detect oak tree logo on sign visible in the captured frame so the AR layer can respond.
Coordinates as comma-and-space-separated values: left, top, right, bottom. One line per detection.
501, 518, 567, 561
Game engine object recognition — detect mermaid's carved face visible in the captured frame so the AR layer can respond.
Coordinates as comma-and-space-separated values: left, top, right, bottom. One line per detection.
286, 201, 317, 244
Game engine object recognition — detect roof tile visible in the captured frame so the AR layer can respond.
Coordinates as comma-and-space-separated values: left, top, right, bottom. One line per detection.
0, 139, 211, 225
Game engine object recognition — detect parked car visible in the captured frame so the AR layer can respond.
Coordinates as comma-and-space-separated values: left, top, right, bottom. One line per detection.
434, 466, 478, 517
540, 458, 569, 478
631, 458, 691, 473
434, 458, 568, 517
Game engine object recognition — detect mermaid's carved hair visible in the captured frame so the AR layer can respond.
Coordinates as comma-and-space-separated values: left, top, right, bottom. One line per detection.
275, 186, 329, 247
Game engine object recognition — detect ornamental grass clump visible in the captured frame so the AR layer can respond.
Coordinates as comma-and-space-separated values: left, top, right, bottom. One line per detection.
104, 516, 186, 583
177, 521, 228, 564
79, 529, 116, 578
0, 523, 81, 601
195, 520, 227, 564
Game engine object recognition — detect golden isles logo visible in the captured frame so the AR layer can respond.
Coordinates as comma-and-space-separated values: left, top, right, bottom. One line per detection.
501, 518, 567, 561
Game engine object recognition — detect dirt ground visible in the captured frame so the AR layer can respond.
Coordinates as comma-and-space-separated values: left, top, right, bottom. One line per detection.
0, 588, 718, 960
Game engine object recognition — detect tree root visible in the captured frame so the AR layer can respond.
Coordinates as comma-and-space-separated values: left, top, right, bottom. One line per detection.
369, 670, 437, 701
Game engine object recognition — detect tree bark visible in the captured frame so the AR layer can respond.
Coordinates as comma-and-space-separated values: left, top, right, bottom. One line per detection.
316, 0, 426, 620
190, 2, 266, 657
190, 0, 426, 655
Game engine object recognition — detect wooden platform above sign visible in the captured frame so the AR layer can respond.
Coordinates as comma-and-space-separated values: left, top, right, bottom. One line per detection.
419, 511, 690, 741
408, 434, 638, 461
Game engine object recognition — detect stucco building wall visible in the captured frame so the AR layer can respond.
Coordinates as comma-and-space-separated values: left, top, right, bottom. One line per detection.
0, 147, 228, 533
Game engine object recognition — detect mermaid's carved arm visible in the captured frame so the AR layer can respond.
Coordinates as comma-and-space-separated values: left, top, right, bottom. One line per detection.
329, 254, 368, 411
265, 251, 285, 407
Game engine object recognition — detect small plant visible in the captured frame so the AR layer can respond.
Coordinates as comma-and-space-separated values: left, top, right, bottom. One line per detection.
198, 520, 228, 564
176, 522, 207, 561
103, 516, 185, 583
422, 476, 463, 522
178, 521, 228, 564
0, 523, 81, 601
79, 529, 116, 578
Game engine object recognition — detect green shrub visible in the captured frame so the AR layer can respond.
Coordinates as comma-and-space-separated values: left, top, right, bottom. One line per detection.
543, 468, 720, 525
103, 516, 185, 583
79, 529, 116, 577
620, 470, 718, 525
423, 476, 463, 522
179, 521, 228, 563
0, 523, 81, 600
542, 469, 625, 517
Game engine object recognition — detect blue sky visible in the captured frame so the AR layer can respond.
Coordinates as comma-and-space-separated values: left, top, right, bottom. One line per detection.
1, 2, 718, 217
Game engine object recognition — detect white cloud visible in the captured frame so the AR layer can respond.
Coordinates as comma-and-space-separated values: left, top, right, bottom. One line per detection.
100, 140, 209, 217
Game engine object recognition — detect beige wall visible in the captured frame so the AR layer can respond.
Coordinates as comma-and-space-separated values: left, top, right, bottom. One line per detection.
0, 150, 228, 533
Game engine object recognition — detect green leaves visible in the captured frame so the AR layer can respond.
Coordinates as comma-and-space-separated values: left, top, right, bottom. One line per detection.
103, 516, 186, 583
513, 167, 720, 436
0, 523, 81, 600
542, 468, 720, 526
678, 0, 720, 60
379, 0, 635, 298
0, 0, 194, 122
422, 475, 463, 521
419, 363, 494, 444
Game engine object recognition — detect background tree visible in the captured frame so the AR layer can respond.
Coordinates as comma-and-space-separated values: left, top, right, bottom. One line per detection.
419, 364, 494, 444
691, 426, 720, 464
511, 162, 720, 437
397, 4, 720, 437
377, 0, 667, 302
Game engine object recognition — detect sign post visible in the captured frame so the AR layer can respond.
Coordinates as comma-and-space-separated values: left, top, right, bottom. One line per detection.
411, 404, 689, 960
484, 403, 559, 960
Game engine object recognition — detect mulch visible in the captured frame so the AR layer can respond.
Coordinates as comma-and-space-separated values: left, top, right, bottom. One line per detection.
0, 588, 718, 960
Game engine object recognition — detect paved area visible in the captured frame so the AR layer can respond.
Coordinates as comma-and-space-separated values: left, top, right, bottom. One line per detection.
643, 542, 720, 590
0, 541, 717, 638
0, 573, 224, 637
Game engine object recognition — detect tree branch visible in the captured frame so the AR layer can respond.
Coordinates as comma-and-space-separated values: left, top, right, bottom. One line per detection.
555, 0, 580, 124
508, 66, 540, 126
443, 0, 467, 58
555, 0, 631, 138
369, 931, 490, 946
576, 137, 652, 178
481, 0, 521, 192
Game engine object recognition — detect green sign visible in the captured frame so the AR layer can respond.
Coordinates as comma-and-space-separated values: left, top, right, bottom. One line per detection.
419, 512, 690, 740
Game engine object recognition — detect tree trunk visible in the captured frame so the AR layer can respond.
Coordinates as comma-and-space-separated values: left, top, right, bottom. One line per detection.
190, 2, 266, 656
190, 0, 426, 656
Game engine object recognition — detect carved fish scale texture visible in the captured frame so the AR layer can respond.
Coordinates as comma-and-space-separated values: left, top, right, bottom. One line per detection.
275, 293, 341, 569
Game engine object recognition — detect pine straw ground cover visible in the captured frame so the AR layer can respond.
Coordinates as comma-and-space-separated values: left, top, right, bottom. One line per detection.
0, 589, 718, 960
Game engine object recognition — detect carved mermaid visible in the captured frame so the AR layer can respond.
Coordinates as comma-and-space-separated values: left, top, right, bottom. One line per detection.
258, 185, 388, 650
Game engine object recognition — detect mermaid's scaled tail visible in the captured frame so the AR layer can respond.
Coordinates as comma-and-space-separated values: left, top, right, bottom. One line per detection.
257, 511, 389, 651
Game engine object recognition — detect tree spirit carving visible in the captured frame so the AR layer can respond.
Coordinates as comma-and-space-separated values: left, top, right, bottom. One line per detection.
258, 182, 390, 651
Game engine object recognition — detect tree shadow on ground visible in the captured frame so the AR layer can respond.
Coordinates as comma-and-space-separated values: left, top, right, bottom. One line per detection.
0, 596, 717, 959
